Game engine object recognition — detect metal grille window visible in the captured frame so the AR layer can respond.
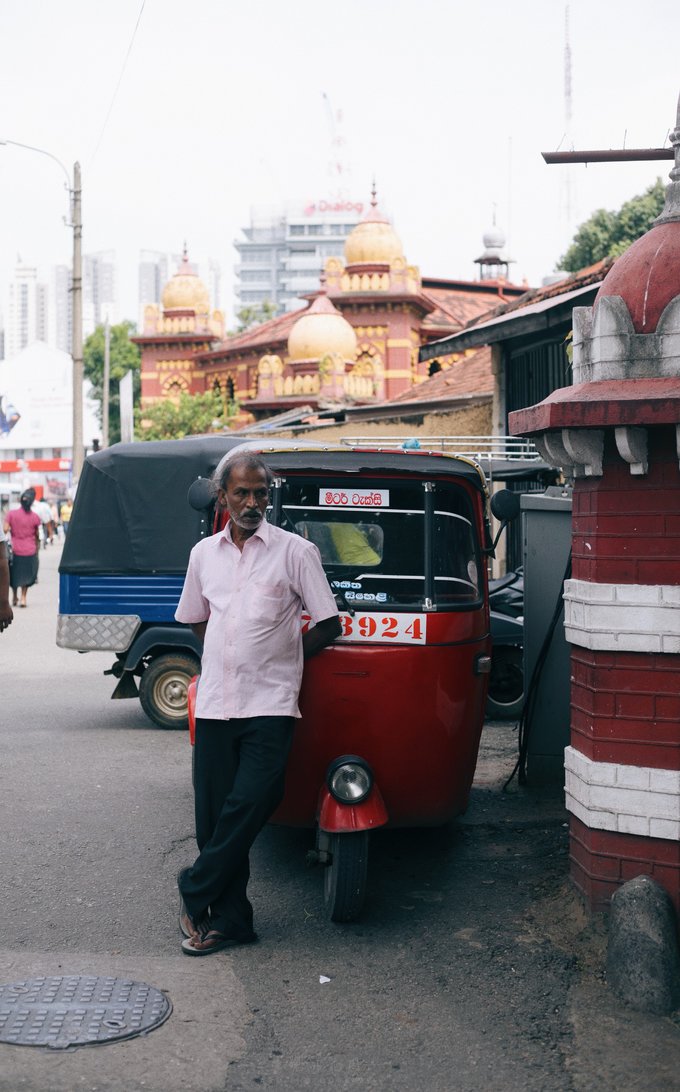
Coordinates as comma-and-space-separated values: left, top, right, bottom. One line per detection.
504, 336, 571, 568
506, 338, 571, 423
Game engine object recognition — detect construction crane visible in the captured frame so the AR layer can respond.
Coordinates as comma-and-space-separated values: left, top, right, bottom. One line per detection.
322, 92, 349, 196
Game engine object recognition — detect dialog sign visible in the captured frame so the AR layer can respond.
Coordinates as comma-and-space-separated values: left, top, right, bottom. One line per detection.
319, 488, 390, 509
302, 612, 427, 644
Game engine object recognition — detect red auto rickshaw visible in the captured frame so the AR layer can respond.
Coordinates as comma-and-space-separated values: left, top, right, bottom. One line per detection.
187, 443, 518, 921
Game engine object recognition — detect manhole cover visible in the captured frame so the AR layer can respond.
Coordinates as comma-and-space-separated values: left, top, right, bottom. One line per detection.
0, 976, 172, 1049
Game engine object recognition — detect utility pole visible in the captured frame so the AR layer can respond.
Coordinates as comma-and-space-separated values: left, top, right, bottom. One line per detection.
102, 316, 110, 448
562, 5, 574, 228
0, 140, 84, 482
71, 161, 84, 481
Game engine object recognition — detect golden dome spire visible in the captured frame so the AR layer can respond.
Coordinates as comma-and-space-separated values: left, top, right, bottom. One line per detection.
288, 293, 357, 362
344, 184, 404, 267
161, 246, 210, 314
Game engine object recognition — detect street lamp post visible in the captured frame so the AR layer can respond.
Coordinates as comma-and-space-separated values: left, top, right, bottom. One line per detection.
71, 161, 83, 480
0, 140, 84, 482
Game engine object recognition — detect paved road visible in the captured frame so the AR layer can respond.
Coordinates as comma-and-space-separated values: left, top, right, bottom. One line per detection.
0, 543, 678, 1091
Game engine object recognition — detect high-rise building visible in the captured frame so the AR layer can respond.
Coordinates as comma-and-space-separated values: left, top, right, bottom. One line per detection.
52, 264, 72, 354
233, 198, 365, 315
138, 250, 222, 328
83, 250, 117, 336
206, 258, 222, 313
138, 250, 180, 314
2, 252, 119, 360
3, 261, 49, 359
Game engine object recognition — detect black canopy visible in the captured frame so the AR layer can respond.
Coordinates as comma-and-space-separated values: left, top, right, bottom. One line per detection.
60, 436, 245, 574
59, 437, 490, 575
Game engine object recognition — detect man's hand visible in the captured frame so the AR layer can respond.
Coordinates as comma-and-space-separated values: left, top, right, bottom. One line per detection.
0, 545, 12, 632
190, 620, 208, 644
303, 615, 342, 660
0, 601, 13, 632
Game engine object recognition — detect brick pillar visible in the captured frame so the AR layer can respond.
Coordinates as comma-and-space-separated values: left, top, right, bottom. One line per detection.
565, 427, 680, 912
508, 101, 680, 914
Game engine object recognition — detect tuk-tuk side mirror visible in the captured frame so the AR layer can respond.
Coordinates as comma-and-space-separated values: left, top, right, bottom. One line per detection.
488, 488, 520, 553
187, 477, 215, 511
490, 489, 520, 524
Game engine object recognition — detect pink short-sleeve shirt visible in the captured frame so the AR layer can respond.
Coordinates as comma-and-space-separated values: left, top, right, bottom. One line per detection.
6, 507, 40, 556
175, 519, 338, 720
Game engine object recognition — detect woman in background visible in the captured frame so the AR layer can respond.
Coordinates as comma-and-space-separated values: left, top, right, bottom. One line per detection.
4, 489, 40, 608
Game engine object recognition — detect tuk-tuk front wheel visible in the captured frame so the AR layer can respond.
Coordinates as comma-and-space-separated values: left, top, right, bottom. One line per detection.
139, 653, 200, 730
486, 645, 524, 720
323, 831, 369, 923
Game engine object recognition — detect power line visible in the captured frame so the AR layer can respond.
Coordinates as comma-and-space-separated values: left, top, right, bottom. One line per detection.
88, 0, 147, 168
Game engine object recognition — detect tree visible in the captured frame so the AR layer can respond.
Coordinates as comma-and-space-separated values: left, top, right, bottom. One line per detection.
136, 389, 231, 442
559, 179, 666, 272
231, 300, 277, 334
83, 320, 141, 445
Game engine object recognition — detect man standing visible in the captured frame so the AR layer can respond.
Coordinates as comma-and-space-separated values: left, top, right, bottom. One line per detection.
60, 499, 73, 535
175, 453, 341, 955
33, 495, 54, 547
0, 522, 13, 632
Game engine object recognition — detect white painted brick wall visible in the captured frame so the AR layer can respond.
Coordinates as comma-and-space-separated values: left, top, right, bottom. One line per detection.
615, 765, 651, 790
564, 580, 680, 653
564, 746, 680, 840
617, 812, 650, 837
650, 817, 679, 840
650, 768, 680, 793
572, 296, 680, 384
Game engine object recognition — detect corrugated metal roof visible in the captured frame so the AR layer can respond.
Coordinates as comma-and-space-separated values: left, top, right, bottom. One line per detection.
419, 258, 614, 361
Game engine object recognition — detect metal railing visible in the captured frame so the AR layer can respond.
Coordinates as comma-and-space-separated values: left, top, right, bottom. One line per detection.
339, 435, 542, 462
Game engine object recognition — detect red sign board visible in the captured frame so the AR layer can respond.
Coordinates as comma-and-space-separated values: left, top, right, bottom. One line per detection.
304, 200, 364, 216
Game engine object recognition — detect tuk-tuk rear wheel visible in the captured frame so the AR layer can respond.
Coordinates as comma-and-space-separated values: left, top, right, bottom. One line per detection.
139, 653, 200, 730
323, 831, 369, 923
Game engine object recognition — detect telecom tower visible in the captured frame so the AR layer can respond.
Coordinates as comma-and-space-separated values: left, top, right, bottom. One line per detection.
322, 93, 354, 200
233, 96, 363, 315
562, 5, 575, 233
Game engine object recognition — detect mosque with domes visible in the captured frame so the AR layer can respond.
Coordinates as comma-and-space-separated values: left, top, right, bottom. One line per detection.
135, 194, 526, 424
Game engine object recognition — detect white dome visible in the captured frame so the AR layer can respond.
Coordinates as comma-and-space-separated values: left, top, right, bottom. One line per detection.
482, 225, 506, 250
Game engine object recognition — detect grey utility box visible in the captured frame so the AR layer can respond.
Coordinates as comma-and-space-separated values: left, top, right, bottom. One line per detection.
521, 487, 573, 783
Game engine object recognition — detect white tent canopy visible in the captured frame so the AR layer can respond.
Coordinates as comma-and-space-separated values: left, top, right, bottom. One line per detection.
0, 341, 100, 452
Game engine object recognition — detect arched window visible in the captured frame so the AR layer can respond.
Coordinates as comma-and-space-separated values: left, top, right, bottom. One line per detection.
163, 378, 187, 404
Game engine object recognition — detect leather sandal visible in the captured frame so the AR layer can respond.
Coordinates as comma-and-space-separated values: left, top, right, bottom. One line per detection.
177, 867, 207, 940
181, 929, 258, 957
179, 894, 199, 939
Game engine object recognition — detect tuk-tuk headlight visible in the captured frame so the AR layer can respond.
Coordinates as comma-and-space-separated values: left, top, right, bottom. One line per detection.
327, 755, 373, 804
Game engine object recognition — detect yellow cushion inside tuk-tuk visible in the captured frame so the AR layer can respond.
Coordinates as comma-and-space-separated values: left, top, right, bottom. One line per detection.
328, 523, 381, 566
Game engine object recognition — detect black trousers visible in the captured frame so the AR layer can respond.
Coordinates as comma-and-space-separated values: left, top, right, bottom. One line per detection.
180, 715, 294, 934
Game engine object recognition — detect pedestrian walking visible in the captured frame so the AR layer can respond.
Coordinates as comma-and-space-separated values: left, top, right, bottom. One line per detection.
60, 500, 73, 535
0, 521, 13, 632
50, 501, 61, 540
4, 490, 40, 608
175, 453, 341, 955
33, 496, 53, 546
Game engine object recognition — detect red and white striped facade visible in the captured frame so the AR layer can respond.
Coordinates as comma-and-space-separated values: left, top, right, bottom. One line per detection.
562, 418, 680, 913
510, 97, 680, 914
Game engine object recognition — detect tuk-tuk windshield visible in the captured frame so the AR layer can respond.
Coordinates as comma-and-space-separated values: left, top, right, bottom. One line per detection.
275, 477, 481, 610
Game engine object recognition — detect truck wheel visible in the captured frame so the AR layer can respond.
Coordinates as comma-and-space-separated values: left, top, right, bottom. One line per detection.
139, 653, 200, 730
486, 645, 524, 720
323, 831, 369, 922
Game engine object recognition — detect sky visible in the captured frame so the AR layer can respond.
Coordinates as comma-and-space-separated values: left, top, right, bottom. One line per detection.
0, 0, 678, 326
